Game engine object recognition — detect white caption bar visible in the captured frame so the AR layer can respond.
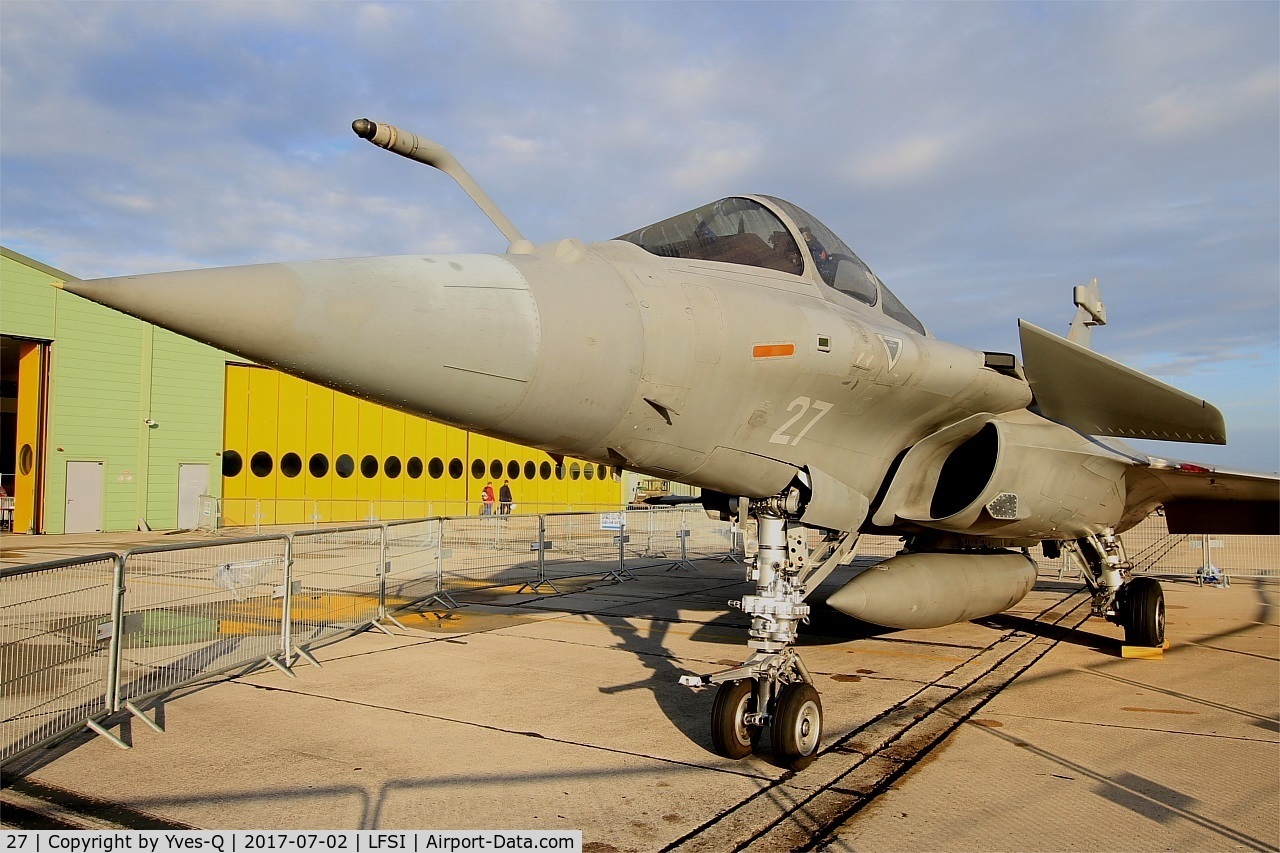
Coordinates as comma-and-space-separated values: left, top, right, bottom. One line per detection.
1, 832, 582, 853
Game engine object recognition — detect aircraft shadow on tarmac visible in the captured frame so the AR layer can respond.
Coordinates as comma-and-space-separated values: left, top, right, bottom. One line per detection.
588, 573, 963, 754
584, 562, 1136, 755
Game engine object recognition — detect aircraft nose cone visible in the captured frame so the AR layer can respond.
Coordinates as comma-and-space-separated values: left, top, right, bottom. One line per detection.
64, 254, 540, 431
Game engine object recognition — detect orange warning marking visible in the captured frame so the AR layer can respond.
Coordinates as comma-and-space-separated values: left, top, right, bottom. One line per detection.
753, 343, 795, 359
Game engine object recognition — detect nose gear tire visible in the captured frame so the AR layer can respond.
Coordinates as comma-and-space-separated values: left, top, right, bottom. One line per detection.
771, 682, 822, 770
711, 678, 761, 759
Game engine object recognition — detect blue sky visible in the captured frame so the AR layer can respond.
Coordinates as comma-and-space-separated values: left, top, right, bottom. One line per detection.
2, 1, 1276, 471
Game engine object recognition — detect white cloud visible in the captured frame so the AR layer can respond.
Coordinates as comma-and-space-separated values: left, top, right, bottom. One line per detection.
1140, 69, 1280, 138
846, 133, 957, 187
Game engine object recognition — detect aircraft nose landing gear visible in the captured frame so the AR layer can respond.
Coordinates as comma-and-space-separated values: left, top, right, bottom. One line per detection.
681, 492, 858, 770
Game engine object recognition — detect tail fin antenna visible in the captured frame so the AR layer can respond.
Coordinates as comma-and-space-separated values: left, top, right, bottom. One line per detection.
1067, 278, 1107, 348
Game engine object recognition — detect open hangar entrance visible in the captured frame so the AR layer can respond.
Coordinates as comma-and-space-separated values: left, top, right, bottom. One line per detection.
1, 335, 50, 534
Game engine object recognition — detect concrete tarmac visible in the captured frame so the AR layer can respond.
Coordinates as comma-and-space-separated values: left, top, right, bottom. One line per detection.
2, 543, 1277, 851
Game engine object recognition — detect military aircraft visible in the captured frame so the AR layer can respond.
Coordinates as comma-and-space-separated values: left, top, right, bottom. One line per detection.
61, 119, 1279, 770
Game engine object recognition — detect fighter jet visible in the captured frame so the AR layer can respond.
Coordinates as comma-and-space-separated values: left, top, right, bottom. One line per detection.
61, 119, 1279, 770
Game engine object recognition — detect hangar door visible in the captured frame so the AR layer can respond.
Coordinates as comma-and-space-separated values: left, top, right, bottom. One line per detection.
64, 461, 104, 534
221, 364, 622, 526
177, 463, 210, 530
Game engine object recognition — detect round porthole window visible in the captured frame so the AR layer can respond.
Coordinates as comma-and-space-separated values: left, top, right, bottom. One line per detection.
222, 450, 244, 477
309, 453, 329, 478
280, 452, 302, 478
336, 454, 355, 478
361, 455, 379, 478
407, 457, 423, 479
250, 451, 273, 477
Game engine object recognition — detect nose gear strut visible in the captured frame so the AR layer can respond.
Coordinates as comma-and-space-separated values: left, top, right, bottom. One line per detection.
680, 489, 859, 769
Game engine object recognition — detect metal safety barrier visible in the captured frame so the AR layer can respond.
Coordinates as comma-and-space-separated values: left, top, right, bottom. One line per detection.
385, 518, 452, 613
288, 525, 387, 658
1128, 516, 1279, 585
1, 554, 120, 763
436, 514, 545, 593
4, 508, 1276, 766
115, 537, 292, 712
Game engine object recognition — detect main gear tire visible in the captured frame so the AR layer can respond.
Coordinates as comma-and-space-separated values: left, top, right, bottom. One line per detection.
711, 679, 761, 759
1123, 577, 1165, 647
771, 682, 822, 770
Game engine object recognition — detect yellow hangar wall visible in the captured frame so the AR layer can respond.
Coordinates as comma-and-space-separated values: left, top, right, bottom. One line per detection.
221, 364, 622, 525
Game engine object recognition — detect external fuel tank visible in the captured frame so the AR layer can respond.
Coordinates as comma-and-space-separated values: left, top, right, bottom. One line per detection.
825, 550, 1038, 630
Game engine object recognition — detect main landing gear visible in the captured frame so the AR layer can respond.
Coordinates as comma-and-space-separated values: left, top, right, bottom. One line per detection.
680, 490, 858, 770
1066, 529, 1165, 647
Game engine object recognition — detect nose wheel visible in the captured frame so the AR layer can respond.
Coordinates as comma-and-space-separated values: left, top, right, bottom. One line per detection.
707, 675, 824, 770
772, 682, 822, 770
711, 678, 762, 759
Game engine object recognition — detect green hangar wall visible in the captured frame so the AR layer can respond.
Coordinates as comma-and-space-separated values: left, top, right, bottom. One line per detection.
1, 247, 226, 534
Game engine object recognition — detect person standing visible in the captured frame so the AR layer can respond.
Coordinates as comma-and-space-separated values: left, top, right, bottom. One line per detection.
498, 480, 513, 515
480, 481, 496, 515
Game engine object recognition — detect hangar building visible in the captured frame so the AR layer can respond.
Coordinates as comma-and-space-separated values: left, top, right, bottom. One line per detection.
1, 247, 621, 534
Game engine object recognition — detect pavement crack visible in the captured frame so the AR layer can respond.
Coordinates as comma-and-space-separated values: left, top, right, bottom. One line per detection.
987, 712, 1280, 743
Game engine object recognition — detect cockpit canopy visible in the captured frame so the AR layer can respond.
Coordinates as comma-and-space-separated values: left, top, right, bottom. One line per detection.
616, 195, 925, 335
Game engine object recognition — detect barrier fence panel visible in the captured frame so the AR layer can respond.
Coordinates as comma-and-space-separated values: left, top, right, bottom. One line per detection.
288, 526, 385, 655
1194, 534, 1280, 580
621, 508, 691, 569
680, 509, 744, 562
195, 496, 220, 533
116, 537, 289, 710
384, 519, 448, 612
437, 515, 542, 593
1119, 515, 1174, 573
1, 554, 120, 764
542, 512, 618, 579
1124, 514, 1279, 581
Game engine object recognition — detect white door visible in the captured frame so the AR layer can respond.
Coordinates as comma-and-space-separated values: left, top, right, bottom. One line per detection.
178, 463, 210, 530
65, 461, 104, 533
